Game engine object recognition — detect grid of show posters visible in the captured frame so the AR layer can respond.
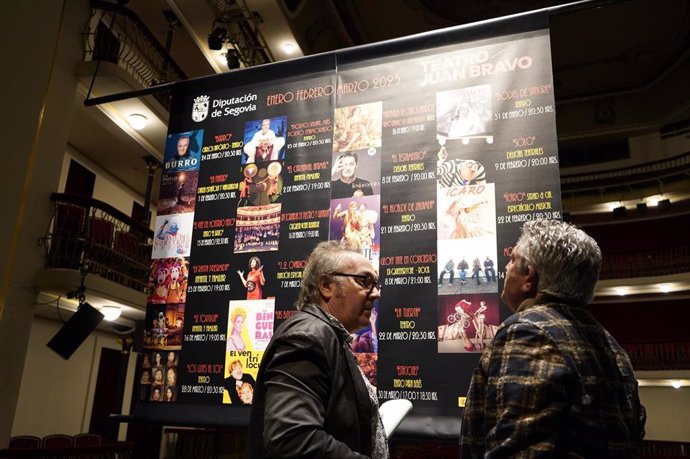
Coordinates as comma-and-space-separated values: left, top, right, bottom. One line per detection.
137, 25, 561, 418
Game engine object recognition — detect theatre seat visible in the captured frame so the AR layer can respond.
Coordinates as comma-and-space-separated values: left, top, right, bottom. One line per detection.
8, 435, 41, 449
86, 217, 115, 276
74, 432, 102, 446
41, 434, 73, 448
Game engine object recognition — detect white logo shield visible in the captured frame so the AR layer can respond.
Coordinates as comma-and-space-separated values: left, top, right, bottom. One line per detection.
192, 95, 210, 122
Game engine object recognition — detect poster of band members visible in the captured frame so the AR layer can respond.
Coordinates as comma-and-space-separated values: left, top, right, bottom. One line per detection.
139, 24, 561, 420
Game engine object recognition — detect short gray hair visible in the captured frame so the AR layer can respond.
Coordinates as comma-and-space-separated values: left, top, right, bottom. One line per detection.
296, 241, 360, 309
514, 219, 601, 305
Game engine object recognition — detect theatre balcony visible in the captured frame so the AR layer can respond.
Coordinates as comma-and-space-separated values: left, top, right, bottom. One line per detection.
560, 146, 690, 374
36, 193, 154, 327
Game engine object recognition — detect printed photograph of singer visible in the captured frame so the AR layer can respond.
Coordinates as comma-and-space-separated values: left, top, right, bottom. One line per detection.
237, 256, 266, 300
242, 116, 287, 164
332, 102, 382, 153
437, 294, 499, 353
330, 150, 381, 199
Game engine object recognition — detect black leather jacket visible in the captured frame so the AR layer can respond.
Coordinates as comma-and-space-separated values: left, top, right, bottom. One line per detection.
247, 303, 373, 458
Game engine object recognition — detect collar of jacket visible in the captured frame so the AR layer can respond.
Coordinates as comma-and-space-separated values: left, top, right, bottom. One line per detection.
299, 303, 353, 344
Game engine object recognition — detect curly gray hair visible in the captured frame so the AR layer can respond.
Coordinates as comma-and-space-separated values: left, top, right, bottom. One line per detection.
514, 219, 602, 305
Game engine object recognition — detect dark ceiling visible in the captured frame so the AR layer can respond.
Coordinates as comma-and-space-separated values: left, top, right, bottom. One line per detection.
284, 0, 690, 103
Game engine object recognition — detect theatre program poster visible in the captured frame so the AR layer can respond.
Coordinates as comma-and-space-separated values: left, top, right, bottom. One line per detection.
140, 129, 202, 403
331, 28, 560, 417
141, 22, 561, 423
223, 299, 274, 405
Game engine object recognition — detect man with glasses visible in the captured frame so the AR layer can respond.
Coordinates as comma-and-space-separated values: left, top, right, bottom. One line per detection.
459, 220, 645, 457
248, 241, 388, 458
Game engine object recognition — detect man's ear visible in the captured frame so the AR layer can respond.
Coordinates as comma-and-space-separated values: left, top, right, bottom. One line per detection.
522, 265, 539, 297
318, 276, 336, 300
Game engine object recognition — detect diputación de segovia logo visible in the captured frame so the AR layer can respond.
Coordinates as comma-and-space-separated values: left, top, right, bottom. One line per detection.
192, 95, 210, 122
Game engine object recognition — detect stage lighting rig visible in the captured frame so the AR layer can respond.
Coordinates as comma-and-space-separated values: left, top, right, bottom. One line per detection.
208, 26, 227, 50
225, 49, 241, 69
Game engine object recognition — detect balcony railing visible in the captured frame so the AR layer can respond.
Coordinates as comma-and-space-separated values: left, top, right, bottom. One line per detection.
600, 245, 690, 280
638, 440, 690, 458
624, 341, 690, 371
560, 151, 690, 193
39, 193, 153, 293
82, 1, 188, 110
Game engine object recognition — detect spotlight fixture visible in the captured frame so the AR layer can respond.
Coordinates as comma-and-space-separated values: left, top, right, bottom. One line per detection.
636, 202, 648, 214
283, 42, 295, 54
225, 50, 241, 69
101, 305, 122, 321
671, 380, 682, 389
612, 206, 627, 217
615, 287, 627, 296
127, 113, 148, 130
657, 198, 671, 211
208, 26, 227, 51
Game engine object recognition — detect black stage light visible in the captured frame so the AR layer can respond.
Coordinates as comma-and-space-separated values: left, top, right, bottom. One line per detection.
657, 198, 671, 211
208, 27, 226, 50
612, 206, 627, 217
226, 50, 241, 69
636, 202, 648, 214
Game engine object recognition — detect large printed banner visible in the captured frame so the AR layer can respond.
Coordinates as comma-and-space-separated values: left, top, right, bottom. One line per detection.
138, 26, 561, 421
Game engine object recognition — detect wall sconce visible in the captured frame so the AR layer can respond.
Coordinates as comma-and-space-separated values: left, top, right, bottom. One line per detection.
612, 206, 627, 217
636, 202, 648, 214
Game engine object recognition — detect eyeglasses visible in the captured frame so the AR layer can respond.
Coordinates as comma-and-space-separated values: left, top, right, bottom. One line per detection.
331, 272, 381, 293
460, 160, 479, 169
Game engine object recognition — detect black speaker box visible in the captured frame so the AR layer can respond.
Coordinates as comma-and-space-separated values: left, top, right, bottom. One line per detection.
47, 303, 104, 359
